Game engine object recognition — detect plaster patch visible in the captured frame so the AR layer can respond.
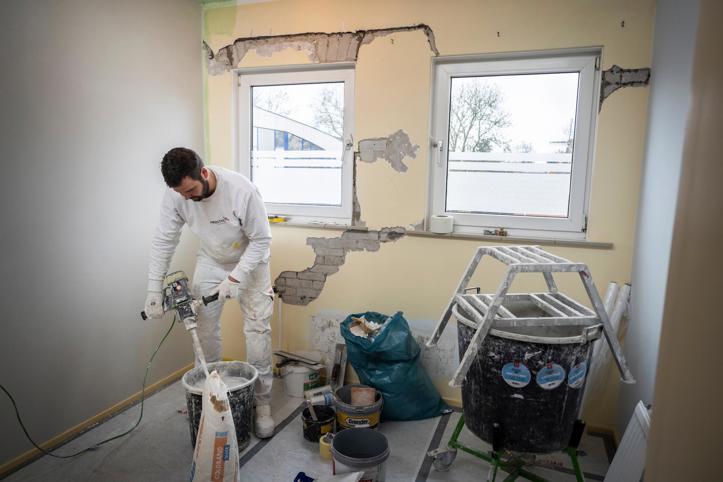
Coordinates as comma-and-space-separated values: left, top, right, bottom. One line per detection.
274, 227, 406, 305
310, 310, 347, 374
205, 24, 439, 75
600, 65, 651, 109
358, 130, 419, 172
352, 157, 366, 227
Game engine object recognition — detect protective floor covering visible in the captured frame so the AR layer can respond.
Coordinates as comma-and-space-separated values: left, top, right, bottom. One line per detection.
5, 380, 611, 481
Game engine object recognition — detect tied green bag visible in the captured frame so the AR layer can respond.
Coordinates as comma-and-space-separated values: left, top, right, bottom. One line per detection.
340, 311, 449, 421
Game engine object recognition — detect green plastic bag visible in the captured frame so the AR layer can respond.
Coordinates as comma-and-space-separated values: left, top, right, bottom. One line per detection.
340, 311, 449, 421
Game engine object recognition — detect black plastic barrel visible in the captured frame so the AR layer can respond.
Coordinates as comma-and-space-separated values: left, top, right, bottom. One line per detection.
458, 321, 598, 453
181, 361, 258, 452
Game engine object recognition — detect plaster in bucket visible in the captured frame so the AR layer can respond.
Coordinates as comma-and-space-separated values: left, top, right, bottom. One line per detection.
182, 361, 258, 452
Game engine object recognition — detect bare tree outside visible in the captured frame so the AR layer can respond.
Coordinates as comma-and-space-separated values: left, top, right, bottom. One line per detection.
253, 88, 291, 116
551, 118, 575, 154
448, 82, 510, 152
311, 86, 344, 140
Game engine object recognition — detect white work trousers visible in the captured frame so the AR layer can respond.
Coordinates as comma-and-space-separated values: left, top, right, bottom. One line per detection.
191, 258, 274, 405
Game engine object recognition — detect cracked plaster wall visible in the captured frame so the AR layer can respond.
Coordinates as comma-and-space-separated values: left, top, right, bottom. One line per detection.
204, 0, 656, 428
204, 24, 438, 75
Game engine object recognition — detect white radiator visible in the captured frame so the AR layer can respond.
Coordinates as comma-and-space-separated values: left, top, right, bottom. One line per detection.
604, 401, 651, 482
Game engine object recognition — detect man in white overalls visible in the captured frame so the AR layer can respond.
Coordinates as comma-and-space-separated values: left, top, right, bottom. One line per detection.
144, 147, 275, 438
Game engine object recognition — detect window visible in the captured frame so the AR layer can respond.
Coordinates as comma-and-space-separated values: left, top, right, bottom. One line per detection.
237, 66, 355, 223
430, 50, 600, 238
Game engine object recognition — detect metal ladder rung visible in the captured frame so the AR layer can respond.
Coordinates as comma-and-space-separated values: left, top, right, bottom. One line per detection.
487, 247, 521, 265
480, 294, 516, 318
528, 246, 573, 264
538, 293, 582, 316
497, 246, 537, 264
553, 292, 596, 316
455, 295, 488, 326
514, 246, 554, 263
529, 294, 566, 317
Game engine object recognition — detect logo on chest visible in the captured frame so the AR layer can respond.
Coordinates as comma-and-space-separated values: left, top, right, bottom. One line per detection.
209, 216, 231, 225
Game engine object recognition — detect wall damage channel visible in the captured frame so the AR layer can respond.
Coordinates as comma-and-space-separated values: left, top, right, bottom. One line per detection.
274, 227, 406, 305
358, 129, 419, 173
600, 65, 651, 109
204, 24, 439, 74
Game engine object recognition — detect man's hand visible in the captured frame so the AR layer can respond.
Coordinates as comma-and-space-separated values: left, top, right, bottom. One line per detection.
217, 276, 241, 300
144, 291, 164, 319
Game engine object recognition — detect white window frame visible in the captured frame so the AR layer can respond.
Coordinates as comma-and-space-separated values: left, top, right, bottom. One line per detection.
429, 49, 601, 239
236, 65, 355, 224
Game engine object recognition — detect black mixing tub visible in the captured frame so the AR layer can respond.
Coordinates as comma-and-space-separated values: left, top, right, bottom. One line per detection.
458, 315, 600, 453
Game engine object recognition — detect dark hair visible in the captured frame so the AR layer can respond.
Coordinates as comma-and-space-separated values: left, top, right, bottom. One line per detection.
161, 147, 204, 187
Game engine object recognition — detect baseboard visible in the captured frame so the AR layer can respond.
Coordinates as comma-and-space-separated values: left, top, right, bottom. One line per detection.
586, 424, 617, 442
0, 363, 193, 478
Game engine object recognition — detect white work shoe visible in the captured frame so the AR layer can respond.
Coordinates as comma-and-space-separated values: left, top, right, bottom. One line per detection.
255, 404, 275, 439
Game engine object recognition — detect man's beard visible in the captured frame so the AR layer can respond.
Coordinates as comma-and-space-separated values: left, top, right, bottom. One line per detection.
190, 177, 211, 202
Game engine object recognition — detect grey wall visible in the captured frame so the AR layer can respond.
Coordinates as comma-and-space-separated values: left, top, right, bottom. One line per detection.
0, 0, 203, 466
617, 0, 700, 435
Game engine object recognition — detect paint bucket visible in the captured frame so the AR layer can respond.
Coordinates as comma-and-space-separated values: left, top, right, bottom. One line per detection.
282, 363, 322, 398
181, 361, 258, 452
334, 384, 383, 430
331, 428, 389, 481
457, 316, 600, 453
301, 405, 335, 442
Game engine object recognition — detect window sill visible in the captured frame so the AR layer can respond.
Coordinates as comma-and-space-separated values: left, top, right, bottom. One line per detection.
271, 221, 613, 249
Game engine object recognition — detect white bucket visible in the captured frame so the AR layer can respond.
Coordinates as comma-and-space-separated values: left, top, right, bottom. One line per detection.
282, 364, 321, 398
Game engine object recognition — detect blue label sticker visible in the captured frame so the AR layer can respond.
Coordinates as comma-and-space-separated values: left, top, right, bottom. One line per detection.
502, 362, 531, 388
223, 445, 230, 461
536, 363, 566, 390
568, 361, 588, 389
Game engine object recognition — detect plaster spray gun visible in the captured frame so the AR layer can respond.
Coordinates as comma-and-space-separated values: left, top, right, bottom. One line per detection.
140, 271, 219, 377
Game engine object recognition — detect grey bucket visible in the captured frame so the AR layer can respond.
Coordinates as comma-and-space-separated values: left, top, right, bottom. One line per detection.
331, 428, 389, 481
334, 384, 383, 430
181, 361, 258, 452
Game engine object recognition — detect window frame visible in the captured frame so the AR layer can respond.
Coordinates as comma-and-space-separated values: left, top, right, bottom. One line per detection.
429, 49, 601, 239
235, 65, 355, 224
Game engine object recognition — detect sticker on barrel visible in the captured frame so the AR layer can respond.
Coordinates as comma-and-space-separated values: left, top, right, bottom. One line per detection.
536, 362, 566, 390
501, 360, 531, 388
568, 360, 588, 389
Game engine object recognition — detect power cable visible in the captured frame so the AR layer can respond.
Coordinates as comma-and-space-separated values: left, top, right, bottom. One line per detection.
0, 315, 176, 459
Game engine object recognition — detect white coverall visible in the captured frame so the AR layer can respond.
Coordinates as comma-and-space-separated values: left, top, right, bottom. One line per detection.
147, 166, 273, 404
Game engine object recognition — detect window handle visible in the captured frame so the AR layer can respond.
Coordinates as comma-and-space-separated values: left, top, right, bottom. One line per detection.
345, 135, 354, 151
431, 139, 444, 167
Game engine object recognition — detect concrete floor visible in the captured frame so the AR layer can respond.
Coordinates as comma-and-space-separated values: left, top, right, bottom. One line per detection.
6, 379, 612, 481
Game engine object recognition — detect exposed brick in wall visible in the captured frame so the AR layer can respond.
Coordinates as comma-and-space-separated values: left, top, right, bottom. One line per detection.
274, 227, 406, 305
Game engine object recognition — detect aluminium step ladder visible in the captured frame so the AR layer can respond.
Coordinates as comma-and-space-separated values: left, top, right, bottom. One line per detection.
426, 245, 635, 387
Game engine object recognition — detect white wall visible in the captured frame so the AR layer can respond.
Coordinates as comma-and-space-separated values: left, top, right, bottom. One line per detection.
646, 2, 723, 477
617, 0, 700, 435
0, 0, 203, 466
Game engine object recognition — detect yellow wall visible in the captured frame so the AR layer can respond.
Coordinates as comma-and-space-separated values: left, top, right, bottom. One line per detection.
204, 0, 654, 430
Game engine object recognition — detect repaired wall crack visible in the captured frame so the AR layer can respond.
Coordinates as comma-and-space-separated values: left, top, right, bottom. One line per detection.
599, 65, 651, 109
204, 24, 439, 74
358, 129, 419, 172
274, 227, 406, 305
